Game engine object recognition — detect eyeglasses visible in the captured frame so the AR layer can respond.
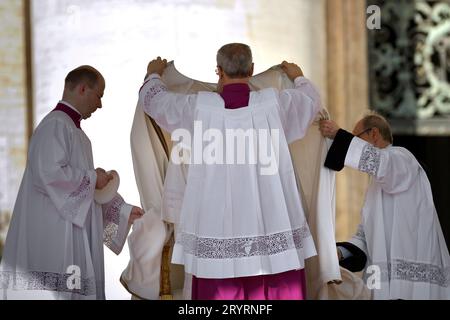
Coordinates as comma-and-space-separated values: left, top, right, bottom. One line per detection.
355, 127, 373, 138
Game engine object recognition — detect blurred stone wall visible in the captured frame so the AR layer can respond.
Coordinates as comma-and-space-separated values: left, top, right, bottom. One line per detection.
0, 0, 27, 256
326, 0, 370, 241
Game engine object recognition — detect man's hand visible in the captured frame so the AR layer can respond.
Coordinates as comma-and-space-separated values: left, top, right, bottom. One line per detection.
146, 57, 168, 77
319, 120, 340, 139
281, 61, 304, 81
95, 168, 113, 190
129, 206, 145, 225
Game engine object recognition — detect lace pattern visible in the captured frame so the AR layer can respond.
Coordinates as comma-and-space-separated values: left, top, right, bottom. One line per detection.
358, 144, 381, 176
103, 194, 124, 226
0, 270, 96, 296
177, 226, 312, 259
144, 83, 168, 113
366, 260, 450, 287
103, 223, 119, 250
60, 175, 93, 218
103, 195, 125, 248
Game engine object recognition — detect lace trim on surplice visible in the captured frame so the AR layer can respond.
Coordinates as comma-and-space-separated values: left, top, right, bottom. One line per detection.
103, 194, 125, 249
367, 260, 450, 287
0, 270, 96, 296
358, 144, 381, 176
177, 225, 312, 259
60, 175, 93, 218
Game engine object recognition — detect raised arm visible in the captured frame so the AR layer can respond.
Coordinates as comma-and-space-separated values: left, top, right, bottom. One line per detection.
277, 61, 323, 144
321, 126, 420, 194
139, 57, 197, 133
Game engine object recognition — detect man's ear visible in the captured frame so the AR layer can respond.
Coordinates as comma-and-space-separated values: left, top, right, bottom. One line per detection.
249, 63, 254, 77
78, 83, 86, 96
217, 66, 224, 79
371, 127, 381, 142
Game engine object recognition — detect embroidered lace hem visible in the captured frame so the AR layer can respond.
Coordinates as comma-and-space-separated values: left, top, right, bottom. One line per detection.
0, 270, 96, 296
366, 259, 450, 287
177, 226, 312, 259
103, 194, 125, 248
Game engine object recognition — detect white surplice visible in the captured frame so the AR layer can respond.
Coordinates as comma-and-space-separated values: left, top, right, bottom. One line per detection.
141, 69, 323, 279
345, 137, 450, 299
0, 106, 132, 300
125, 63, 343, 299
248, 67, 343, 298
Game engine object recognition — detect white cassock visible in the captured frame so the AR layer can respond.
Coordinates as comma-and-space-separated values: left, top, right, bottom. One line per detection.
0, 103, 132, 300
123, 63, 363, 300
333, 131, 450, 299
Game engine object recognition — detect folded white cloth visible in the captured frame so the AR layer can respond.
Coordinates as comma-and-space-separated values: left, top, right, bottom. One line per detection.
94, 170, 120, 204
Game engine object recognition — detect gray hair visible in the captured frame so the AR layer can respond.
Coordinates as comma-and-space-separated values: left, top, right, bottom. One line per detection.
361, 111, 393, 144
216, 43, 253, 79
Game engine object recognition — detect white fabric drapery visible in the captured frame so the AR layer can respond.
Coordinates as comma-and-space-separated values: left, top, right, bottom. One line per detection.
125, 63, 360, 299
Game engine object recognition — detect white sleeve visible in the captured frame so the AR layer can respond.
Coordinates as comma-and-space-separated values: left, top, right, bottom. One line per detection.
338, 246, 354, 259
139, 74, 197, 133
348, 224, 369, 257
277, 76, 323, 144
29, 119, 96, 228
344, 138, 420, 193
102, 193, 133, 255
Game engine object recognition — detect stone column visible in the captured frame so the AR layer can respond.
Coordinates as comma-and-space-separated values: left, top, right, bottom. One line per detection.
0, 0, 28, 252
326, 0, 370, 241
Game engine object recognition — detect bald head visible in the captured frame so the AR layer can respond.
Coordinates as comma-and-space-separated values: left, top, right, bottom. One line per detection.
62, 65, 105, 120
353, 112, 393, 148
65, 65, 104, 91
216, 43, 253, 79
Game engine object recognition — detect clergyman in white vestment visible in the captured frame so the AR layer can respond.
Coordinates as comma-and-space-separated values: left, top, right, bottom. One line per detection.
0, 66, 144, 300
320, 114, 450, 299
138, 44, 321, 300
126, 60, 371, 300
